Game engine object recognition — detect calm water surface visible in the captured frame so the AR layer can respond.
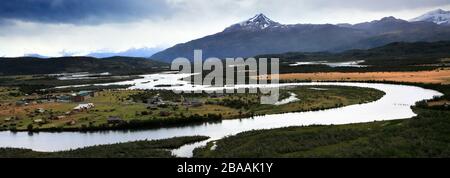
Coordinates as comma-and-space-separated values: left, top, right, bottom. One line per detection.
0, 73, 442, 157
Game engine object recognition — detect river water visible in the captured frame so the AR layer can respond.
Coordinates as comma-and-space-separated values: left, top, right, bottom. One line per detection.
0, 73, 442, 157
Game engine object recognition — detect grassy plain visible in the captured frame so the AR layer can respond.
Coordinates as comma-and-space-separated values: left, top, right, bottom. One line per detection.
276, 68, 450, 84
0, 86, 384, 131
192, 83, 450, 158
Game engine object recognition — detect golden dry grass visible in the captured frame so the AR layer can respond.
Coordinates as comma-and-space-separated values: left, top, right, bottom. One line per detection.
275, 69, 450, 84
0, 103, 75, 118
427, 100, 449, 106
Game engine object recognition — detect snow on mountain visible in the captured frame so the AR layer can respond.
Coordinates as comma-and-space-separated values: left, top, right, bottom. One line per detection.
88, 47, 163, 58
410, 9, 450, 25
23, 53, 49, 58
223, 13, 282, 32
151, 13, 450, 62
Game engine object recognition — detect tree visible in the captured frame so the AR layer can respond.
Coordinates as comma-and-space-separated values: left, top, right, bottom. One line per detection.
27, 124, 33, 131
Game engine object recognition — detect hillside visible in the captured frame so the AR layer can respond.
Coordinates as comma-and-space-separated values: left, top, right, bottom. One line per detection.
257, 41, 450, 67
0, 56, 169, 75
151, 14, 450, 62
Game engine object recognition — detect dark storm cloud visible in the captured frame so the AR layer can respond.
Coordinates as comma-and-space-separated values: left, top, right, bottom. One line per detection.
313, 0, 450, 11
1, 0, 449, 25
0, 0, 175, 24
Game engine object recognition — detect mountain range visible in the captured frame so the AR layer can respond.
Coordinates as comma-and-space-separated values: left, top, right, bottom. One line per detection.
151, 9, 450, 62
0, 56, 169, 75
410, 9, 450, 25
87, 47, 163, 58
22, 47, 162, 59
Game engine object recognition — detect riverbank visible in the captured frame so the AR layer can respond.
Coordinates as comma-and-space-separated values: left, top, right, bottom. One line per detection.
0, 85, 384, 132
194, 107, 450, 158
0, 136, 209, 158
0, 82, 441, 155
193, 83, 450, 158
274, 68, 450, 84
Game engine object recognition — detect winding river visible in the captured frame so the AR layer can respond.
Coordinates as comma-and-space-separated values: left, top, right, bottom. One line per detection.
0, 73, 443, 157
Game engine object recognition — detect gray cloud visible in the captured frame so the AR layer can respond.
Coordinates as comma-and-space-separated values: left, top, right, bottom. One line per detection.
0, 0, 175, 25
1, 0, 450, 57
1, 0, 449, 25
308, 0, 450, 11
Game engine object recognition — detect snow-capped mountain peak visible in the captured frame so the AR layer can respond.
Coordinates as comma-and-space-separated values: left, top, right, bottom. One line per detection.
410, 9, 450, 25
224, 13, 282, 32
242, 13, 277, 27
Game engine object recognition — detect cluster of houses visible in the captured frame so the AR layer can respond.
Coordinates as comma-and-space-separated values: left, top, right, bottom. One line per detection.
27, 103, 96, 125
104, 95, 207, 124
15, 91, 95, 106
6, 90, 227, 128
142, 94, 206, 118
25, 103, 95, 124
6, 91, 97, 125
146, 95, 204, 109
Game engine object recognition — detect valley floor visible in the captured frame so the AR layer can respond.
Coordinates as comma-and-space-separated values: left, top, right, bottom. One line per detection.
0, 85, 384, 132
0, 69, 448, 158
193, 107, 450, 158
277, 68, 450, 84
193, 83, 450, 158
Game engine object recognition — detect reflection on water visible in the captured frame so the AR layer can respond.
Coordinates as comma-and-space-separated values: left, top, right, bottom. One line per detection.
289, 60, 367, 68
0, 81, 442, 157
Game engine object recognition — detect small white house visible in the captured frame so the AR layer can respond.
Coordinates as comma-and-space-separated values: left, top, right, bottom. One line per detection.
73, 103, 95, 111
36, 108, 46, 113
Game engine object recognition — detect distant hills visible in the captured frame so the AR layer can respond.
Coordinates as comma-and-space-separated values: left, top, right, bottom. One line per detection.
257, 41, 450, 67
3, 41, 448, 76
87, 47, 163, 58
151, 10, 450, 62
22, 47, 162, 59
0, 56, 169, 75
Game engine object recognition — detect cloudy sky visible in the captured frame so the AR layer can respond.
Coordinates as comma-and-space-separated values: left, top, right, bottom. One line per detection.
0, 0, 449, 57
